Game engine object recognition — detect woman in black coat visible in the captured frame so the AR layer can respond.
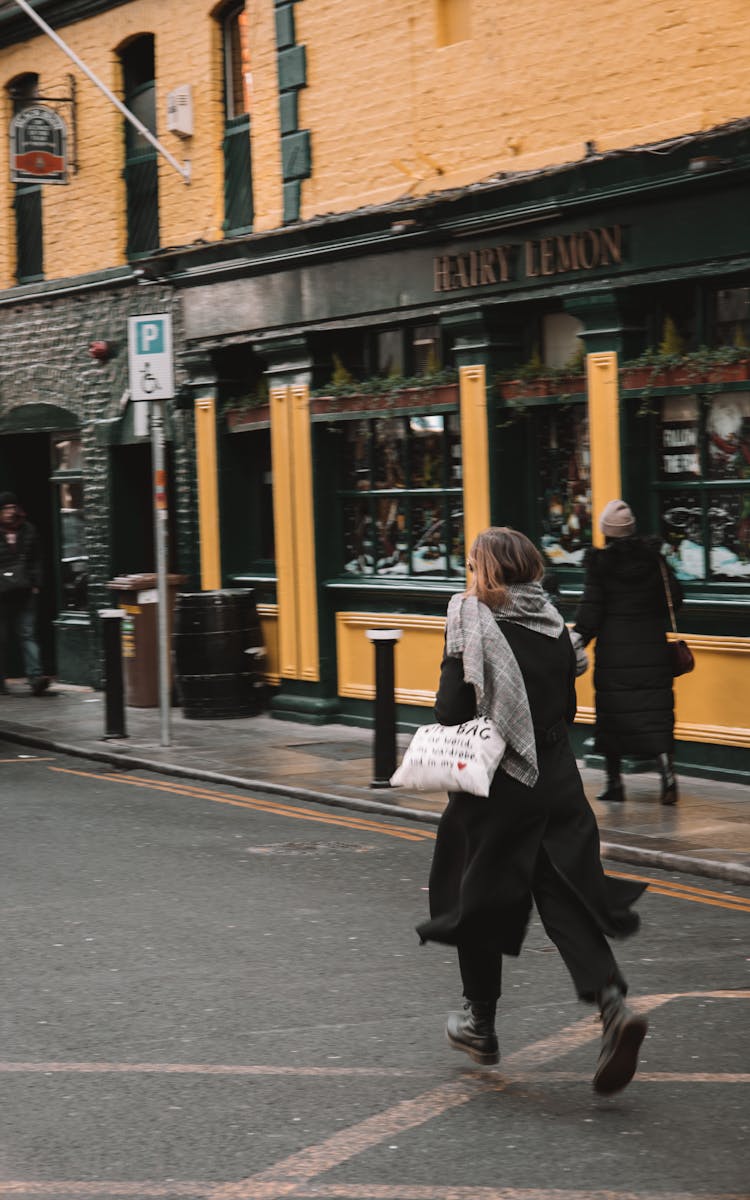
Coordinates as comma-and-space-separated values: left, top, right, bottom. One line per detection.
416, 527, 647, 1095
572, 500, 682, 805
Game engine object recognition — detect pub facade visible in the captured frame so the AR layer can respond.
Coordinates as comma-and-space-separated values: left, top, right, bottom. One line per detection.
166, 121, 750, 783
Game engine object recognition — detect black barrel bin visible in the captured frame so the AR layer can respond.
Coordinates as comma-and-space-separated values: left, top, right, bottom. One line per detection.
173, 589, 266, 719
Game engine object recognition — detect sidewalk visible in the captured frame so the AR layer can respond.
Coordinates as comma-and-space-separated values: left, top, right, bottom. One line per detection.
1, 680, 748, 885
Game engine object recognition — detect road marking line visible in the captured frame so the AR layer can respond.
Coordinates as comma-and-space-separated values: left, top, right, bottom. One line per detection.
609, 870, 750, 913
0, 1062, 427, 1077
0, 757, 55, 763
43, 768, 750, 912
211, 994, 684, 1200
2, 995, 747, 1199
0, 1188, 746, 1200
0, 1186, 210, 1197
0, 1061, 745, 1084
48, 766, 429, 842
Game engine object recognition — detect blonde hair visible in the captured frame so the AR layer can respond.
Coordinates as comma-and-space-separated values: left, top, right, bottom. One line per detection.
467, 527, 544, 608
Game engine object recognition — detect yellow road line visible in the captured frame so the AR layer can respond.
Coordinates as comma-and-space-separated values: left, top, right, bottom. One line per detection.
0, 756, 55, 763
49, 766, 430, 843
47, 766, 750, 910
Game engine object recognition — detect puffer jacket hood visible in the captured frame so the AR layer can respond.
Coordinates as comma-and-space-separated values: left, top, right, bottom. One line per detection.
584, 536, 664, 585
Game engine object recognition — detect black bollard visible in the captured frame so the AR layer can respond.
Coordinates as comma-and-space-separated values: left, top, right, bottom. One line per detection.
99, 609, 127, 739
365, 628, 402, 788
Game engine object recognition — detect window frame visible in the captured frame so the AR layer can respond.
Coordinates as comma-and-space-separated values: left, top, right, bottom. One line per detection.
330, 406, 464, 582
648, 384, 750, 587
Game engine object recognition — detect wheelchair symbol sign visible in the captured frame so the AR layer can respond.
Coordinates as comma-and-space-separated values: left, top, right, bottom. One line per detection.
128, 314, 174, 401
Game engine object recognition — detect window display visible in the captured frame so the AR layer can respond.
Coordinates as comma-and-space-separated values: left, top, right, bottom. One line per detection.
657, 394, 750, 581
537, 405, 591, 565
340, 413, 463, 577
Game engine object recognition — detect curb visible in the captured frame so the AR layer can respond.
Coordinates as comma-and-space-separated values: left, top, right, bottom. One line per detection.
2, 726, 749, 886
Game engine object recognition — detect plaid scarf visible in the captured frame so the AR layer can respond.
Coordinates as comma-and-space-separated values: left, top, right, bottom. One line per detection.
445, 583, 564, 787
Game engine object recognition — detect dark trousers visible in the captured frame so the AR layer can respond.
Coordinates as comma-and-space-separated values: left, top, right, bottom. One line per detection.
457, 847, 625, 1004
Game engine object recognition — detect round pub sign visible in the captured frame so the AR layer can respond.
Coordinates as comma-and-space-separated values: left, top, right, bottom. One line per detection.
10, 105, 68, 184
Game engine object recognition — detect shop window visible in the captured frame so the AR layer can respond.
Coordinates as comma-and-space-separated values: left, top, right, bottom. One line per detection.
542, 313, 584, 370
220, 2, 253, 234
657, 393, 750, 582
536, 405, 592, 567
713, 287, 750, 348
340, 413, 463, 577
7, 73, 43, 283
51, 435, 87, 611
121, 36, 159, 258
370, 324, 443, 379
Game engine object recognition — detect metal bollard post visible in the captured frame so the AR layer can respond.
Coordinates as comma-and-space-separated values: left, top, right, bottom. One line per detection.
99, 609, 128, 740
365, 628, 402, 788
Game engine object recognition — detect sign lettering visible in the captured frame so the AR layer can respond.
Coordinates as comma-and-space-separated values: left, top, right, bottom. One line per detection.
434, 224, 624, 293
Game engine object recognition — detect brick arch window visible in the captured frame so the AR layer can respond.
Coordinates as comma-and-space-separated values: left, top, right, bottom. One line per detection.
119, 35, 159, 257
218, 1, 253, 234
7, 72, 43, 282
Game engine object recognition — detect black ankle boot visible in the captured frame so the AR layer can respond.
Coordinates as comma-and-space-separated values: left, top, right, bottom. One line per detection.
597, 755, 624, 803
593, 984, 648, 1095
446, 999, 499, 1065
657, 753, 678, 805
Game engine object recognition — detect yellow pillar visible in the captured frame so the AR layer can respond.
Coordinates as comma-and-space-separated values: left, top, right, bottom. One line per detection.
269, 384, 300, 677
193, 395, 222, 590
289, 384, 320, 680
459, 363, 491, 559
268, 382, 321, 681
586, 351, 622, 547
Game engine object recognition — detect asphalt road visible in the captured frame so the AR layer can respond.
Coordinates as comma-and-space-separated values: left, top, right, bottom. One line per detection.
1, 746, 748, 1200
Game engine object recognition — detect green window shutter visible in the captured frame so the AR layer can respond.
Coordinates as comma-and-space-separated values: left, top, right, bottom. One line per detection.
14, 184, 43, 282
223, 113, 254, 234
125, 153, 160, 258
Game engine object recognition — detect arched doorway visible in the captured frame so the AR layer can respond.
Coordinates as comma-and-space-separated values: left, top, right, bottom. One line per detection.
0, 405, 86, 680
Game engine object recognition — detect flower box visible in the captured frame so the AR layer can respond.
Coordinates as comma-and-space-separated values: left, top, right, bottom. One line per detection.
310, 382, 459, 417
497, 375, 585, 402
226, 404, 271, 431
620, 359, 750, 391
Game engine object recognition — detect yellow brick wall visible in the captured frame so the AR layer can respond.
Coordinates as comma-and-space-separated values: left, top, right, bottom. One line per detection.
296, 0, 750, 216
0, 0, 283, 286
2, 0, 750, 285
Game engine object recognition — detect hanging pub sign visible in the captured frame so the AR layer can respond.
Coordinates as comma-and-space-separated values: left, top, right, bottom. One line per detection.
9, 105, 68, 184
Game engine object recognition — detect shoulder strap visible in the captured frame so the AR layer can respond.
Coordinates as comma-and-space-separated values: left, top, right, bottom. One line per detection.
658, 558, 677, 634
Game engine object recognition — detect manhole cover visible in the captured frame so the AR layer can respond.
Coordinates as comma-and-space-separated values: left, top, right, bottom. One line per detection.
284, 741, 370, 761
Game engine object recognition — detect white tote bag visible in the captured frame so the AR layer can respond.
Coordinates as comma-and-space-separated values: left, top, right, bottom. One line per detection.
390, 716, 506, 797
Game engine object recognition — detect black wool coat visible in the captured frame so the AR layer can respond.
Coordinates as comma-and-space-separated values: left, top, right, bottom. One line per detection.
416, 622, 645, 958
573, 537, 682, 759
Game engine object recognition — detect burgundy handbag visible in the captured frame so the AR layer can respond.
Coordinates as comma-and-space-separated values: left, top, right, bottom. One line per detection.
659, 560, 695, 677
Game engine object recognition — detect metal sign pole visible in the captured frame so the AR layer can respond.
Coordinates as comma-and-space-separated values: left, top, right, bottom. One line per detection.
150, 400, 171, 747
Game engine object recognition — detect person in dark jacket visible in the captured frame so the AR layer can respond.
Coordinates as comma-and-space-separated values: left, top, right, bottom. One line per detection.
0, 492, 49, 696
571, 500, 682, 806
416, 527, 648, 1095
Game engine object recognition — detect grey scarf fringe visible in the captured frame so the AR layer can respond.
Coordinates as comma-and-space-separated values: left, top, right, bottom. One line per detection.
445, 583, 565, 787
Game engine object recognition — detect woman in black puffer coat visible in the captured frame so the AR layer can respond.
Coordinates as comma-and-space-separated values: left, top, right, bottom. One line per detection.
572, 500, 682, 805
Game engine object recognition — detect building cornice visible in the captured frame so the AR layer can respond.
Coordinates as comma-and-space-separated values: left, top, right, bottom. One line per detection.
0, 0, 132, 48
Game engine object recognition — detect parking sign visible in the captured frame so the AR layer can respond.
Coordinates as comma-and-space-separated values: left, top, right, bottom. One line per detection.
128, 314, 174, 401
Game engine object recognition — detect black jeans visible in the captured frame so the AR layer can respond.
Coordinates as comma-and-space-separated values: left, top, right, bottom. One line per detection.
457, 847, 625, 1004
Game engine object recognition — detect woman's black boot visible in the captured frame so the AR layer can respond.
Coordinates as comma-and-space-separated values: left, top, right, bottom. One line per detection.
657, 753, 678, 805
597, 754, 624, 803
593, 984, 648, 1095
446, 999, 499, 1065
